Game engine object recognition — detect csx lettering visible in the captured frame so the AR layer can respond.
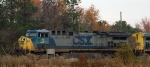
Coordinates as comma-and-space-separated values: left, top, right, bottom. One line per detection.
73, 36, 92, 45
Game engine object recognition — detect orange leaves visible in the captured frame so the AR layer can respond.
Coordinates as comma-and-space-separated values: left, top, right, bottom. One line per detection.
81, 5, 110, 32
84, 5, 99, 31
19, 0, 41, 5
79, 54, 88, 67
57, 0, 66, 11
85, 5, 99, 23
31, 0, 41, 5
98, 20, 111, 32
76, 5, 111, 32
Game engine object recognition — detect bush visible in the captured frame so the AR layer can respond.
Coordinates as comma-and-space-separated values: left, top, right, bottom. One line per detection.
115, 43, 136, 64
78, 54, 88, 67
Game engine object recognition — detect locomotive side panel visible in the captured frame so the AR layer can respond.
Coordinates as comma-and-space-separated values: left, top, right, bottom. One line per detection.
50, 31, 106, 52
51, 36, 73, 47
49, 31, 132, 53
93, 35, 107, 48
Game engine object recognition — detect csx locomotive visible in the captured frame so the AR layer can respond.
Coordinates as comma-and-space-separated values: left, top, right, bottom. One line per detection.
14, 29, 150, 55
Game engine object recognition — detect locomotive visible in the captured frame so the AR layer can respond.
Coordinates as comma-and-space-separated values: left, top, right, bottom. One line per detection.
132, 33, 150, 54
14, 29, 134, 55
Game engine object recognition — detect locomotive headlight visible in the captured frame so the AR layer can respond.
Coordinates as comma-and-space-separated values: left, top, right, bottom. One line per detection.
19, 37, 26, 44
19, 41, 24, 44
20, 41, 24, 44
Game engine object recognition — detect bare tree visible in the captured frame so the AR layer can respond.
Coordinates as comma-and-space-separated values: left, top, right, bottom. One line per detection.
136, 18, 150, 33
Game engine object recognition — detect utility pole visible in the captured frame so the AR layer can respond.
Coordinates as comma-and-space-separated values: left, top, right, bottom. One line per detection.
120, 11, 122, 32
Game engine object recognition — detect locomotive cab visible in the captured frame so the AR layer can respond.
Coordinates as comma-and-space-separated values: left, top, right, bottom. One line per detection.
17, 29, 51, 53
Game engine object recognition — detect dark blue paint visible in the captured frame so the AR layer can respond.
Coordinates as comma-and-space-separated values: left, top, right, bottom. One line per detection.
80, 36, 85, 45
73, 36, 92, 45
85, 36, 92, 45
27, 30, 49, 33
31, 37, 36, 47
49, 37, 56, 46
53, 46, 108, 49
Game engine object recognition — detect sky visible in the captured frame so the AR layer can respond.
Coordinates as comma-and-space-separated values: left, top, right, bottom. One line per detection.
79, 0, 150, 27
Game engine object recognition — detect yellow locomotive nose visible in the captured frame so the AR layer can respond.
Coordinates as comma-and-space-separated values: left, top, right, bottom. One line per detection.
19, 38, 25, 44
18, 37, 25, 48
18, 36, 35, 52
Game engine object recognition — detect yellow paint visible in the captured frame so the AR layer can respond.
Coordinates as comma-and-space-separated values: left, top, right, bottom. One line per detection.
132, 33, 144, 50
40, 38, 48, 44
18, 36, 35, 51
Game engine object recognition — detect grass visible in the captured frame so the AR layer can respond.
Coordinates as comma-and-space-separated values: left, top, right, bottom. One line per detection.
0, 53, 150, 67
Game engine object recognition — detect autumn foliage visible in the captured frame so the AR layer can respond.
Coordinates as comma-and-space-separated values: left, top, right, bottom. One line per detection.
31, 0, 41, 5
79, 54, 88, 67
20, 0, 41, 5
98, 20, 111, 32
84, 5, 99, 31
136, 18, 150, 33
115, 43, 136, 64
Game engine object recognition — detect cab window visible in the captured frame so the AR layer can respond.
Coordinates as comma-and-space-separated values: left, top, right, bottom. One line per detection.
26, 32, 36, 37
38, 33, 48, 37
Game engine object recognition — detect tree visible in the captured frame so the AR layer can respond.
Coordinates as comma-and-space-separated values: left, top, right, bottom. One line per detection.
31, 0, 42, 19
97, 20, 110, 32
75, 6, 85, 32
42, 0, 81, 31
0, 1, 8, 30
136, 18, 150, 33
12, 0, 41, 37
0, 0, 40, 54
84, 5, 99, 32
111, 21, 139, 33
115, 43, 136, 64
135, 23, 143, 32
31, 0, 41, 5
